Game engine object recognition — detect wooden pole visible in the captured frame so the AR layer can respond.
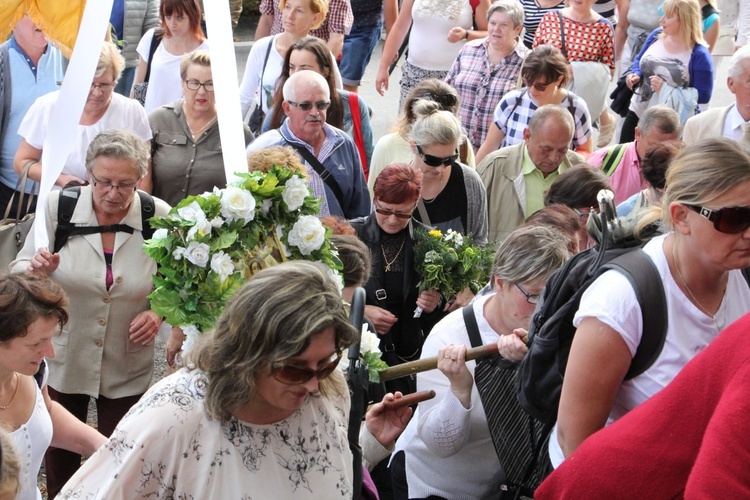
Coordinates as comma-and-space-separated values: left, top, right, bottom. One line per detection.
378, 343, 499, 382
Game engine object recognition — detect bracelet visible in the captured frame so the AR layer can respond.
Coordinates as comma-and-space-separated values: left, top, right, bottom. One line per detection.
463, 28, 470, 40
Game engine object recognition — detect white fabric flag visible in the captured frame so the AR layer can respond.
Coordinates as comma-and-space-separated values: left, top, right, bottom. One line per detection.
34, 0, 114, 250
203, 0, 246, 185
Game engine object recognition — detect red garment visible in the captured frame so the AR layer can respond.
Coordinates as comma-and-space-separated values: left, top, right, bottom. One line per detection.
533, 12, 615, 71
536, 313, 750, 499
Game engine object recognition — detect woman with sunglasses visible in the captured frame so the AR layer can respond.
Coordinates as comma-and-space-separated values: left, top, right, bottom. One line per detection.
390, 224, 570, 499
475, 44, 593, 165
409, 99, 488, 246
351, 164, 445, 396
58, 261, 409, 497
143, 51, 253, 206
551, 138, 750, 469
368, 79, 476, 196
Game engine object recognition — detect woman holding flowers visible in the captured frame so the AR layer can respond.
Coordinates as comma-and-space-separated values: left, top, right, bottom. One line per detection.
11, 130, 171, 498
351, 164, 445, 396
391, 224, 570, 499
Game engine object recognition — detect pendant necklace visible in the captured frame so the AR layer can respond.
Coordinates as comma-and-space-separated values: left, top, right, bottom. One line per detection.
0, 373, 19, 410
672, 239, 725, 332
382, 236, 406, 272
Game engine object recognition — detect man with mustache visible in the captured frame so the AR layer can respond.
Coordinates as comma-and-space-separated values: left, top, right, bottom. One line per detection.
247, 70, 370, 218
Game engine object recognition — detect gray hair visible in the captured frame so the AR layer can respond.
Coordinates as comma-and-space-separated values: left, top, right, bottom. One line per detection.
728, 44, 750, 80
637, 105, 682, 136
491, 224, 570, 286
188, 261, 357, 422
283, 70, 330, 103
487, 0, 525, 27
85, 129, 150, 178
409, 99, 467, 148
95, 42, 125, 83
527, 105, 575, 138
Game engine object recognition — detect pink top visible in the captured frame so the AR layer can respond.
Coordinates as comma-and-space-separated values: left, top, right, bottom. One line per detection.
588, 142, 643, 205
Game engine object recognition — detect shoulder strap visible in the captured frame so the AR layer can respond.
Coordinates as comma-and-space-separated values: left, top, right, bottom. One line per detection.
462, 305, 483, 348
138, 191, 155, 240
602, 144, 627, 176
558, 11, 567, 59
603, 249, 668, 379
347, 92, 368, 176
0, 42, 11, 148
144, 29, 163, 83
258, 36, 274, 110
54, 187, 82, 254
508, 88, 528, 120
286, 142, 345, 209
416, 198, 431, 226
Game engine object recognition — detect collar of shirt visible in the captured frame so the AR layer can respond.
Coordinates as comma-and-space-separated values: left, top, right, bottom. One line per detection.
725, 103, 745, 140
9, 36, 48, 77
284, 119, 336, 158
521, 144, 565, 177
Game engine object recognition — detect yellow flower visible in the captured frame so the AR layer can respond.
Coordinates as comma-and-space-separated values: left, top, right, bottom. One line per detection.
429, 229, 443, 238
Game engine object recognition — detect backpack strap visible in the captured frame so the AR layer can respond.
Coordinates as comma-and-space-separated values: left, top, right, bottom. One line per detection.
347, 92, 368, 178
602, 144, 627, 177
462, 305, 482, 348
143, 29, 163, 84
603, 249, 668, 379
507, 88, 528, 122
138, 191, 155, 240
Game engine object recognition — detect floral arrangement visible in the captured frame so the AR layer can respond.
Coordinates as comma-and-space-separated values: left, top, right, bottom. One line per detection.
339, 324, 389, 383
144, 165, 343, 348
413, 229, 494, 314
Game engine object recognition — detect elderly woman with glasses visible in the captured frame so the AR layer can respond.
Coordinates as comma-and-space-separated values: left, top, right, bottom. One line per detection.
13, 42, 151, 190
351, 164, 444, 396
11, 129, 171, 498
550, 139, 750, 470
390, 224, 569, 499
143, 51, 253, 205
57, 261, 411, 498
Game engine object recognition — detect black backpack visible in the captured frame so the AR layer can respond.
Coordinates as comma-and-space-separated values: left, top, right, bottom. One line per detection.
53, 185, 155, 254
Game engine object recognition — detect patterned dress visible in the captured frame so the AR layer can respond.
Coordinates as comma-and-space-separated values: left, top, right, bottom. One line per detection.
533, 12, 615, 72
58, 369, 353, 499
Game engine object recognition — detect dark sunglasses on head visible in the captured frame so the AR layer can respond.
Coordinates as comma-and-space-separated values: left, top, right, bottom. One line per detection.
686, 204, 750, 234
272, 351, 342, 385
422, 92, 458, 109
375, 202, 416, 220
288, 100, 331, 111
416, 145, 459, 168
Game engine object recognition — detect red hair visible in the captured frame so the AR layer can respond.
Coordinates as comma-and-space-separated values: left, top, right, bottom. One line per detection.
373, 164, 422, 205
160, 0, 205, 41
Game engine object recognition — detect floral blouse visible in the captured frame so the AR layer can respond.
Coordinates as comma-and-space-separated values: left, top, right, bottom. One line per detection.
58, 369, 353, 499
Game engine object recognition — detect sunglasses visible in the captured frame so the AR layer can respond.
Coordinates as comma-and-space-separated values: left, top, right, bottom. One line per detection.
524, 79, 552, 92
421, 92, 458, 109
375, 202, 416, 220
686, 204, 750, 234
288, 100, 331, 111
416, 145, 459, 168
272, 350, 342, 385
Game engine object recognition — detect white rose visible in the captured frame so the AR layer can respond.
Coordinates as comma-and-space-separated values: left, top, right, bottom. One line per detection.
187, 218, 213, 241
220, 187, 256, 224
209, 216, 224, 228
184, 241, 211, 267
152, 228, 169, 240
360, 324, 381, 354
323, 265, 345, 296
172, 246, 186, 260
260, 198, 273, 214
287, 215, 325, 255
281, 175, 309, 211
181, 324, 201, 357
177, 201, 207, 223
210, 251, 235, 283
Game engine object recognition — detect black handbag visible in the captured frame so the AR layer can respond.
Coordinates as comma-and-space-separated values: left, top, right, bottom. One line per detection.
609, 70, 636, 118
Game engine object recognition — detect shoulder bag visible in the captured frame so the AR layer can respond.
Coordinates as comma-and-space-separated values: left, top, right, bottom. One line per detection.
0, 160, 38, 268
133, 29, 164, 106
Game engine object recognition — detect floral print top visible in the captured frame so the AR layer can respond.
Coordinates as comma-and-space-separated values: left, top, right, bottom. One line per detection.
58, 369, 353, 499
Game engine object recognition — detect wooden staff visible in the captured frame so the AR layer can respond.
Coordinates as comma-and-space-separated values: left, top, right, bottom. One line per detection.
378, 343, 499, 382
381, 390, 436, 410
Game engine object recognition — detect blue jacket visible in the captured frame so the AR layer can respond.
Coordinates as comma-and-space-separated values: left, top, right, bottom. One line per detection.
631, 28, 713, 105
247, 120, 371, 219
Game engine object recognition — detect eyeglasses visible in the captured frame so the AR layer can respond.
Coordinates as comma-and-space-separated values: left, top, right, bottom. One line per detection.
375, 202, 416, 220
184, 79, 214, 92
524, 79, 552, 92
90, 81, 116, 91
574, 207, 595, 220
513, 282, 541, 304
272, 350, 343, 385
685, 204, 750, 234
90, 172, 139, 193
288, 100, 331, 111
421, 92, 458, 109
416, 145, 459, 168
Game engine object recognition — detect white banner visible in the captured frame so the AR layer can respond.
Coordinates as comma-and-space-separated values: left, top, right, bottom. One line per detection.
203, 0, 246, 185
34, 0, 114, 250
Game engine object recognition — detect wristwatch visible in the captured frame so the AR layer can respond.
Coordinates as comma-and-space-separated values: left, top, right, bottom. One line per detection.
463, 28, 470, 40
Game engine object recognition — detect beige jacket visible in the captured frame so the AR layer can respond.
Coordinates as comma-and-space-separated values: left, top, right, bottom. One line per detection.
12, 187, 170, 398
477, 142, 584, 244
682, 105, 732, 146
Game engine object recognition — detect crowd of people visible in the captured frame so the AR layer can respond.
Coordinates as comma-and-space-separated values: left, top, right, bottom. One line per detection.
0, 0, 749, 498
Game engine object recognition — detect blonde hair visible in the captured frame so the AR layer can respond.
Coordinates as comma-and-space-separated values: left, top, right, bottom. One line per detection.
661, 0, 706, 47
279, 0, 329, 30
636, 139, 750, 233
409, 99, 466, 149
180, 50, 211, 80
246, 146, 307, 177
96, 42, 125, 82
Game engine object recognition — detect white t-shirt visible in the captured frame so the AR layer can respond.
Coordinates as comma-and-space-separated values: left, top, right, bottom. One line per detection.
408, 0, 472, 71
136, 29, 210, 114
19, 92, 152, 181
549, 233, 750, 467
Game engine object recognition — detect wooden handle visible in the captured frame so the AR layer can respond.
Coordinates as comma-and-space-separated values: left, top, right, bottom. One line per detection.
381, 390, 436, 410
378, 343, 499, 382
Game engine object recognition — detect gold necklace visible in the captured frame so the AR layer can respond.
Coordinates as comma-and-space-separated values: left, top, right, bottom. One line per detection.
381, 236, 406, 272
0, 373, 19, 410
183, 104, 217, 140
672, 238, 726, 331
